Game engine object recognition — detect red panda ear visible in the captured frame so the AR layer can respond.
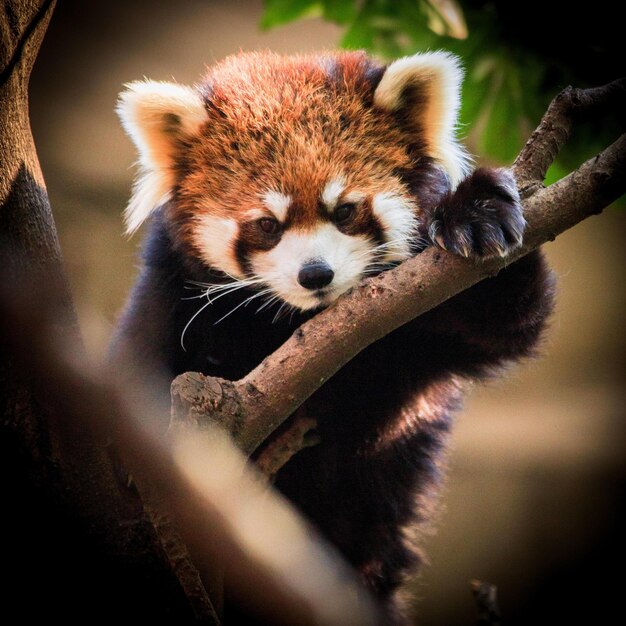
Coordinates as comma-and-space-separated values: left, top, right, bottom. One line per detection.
116, 80, 207, 235
373, 51, 470, 186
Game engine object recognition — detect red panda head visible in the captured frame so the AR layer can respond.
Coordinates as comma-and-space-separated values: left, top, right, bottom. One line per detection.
117, 51, 469, 311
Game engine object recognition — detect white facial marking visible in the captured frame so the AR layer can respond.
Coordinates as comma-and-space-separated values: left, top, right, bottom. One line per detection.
321, 176, 347, 210
372, 192, 418, 261
250, 223, 372, 310
342, 190, 366, 204
262, 190, 291, 222
192, 215, 243, 278
243, 208, 267, 221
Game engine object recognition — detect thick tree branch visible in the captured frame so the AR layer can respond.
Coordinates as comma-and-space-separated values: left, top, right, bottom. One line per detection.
0, 0, 55, 86
173, 82, 626, 460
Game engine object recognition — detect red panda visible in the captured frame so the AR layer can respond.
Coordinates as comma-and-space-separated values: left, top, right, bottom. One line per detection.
111, 51, 555, 624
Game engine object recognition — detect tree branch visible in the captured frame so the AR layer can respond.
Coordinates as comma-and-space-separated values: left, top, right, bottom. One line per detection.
253, 406, 320, 482
0, 0, 55, 86
173, 81, 626, 460
513, 78, 626, 195
0, 2, 219, 619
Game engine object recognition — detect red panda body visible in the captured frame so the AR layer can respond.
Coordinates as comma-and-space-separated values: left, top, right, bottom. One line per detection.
112, 51, 555, 624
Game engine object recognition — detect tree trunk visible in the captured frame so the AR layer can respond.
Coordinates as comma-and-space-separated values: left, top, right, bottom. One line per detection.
0, 2, 215, 622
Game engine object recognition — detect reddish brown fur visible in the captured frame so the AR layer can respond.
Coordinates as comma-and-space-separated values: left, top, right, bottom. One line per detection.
168, 51, 416, 257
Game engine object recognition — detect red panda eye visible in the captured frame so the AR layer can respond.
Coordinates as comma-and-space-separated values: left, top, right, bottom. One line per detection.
334, 203, 356, 224
258, 217, 280, 235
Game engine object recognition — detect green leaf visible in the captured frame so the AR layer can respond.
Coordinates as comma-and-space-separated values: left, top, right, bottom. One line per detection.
341, 17, 375, 50
468, 58, 525, 163
321, 0, 358, 24
260, 0, 322, 30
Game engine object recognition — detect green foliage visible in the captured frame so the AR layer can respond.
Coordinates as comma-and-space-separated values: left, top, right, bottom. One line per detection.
261, 0, 623, 190
260, 0, 322, 29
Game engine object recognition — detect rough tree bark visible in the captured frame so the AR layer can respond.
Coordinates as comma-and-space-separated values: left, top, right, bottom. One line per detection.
0, 1, 216, 622
172, 80, 626, 463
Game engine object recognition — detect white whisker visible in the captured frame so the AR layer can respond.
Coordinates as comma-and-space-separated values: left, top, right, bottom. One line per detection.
180, 275, 269, 346
256, 292, 282, 314
213, 289, 272, 326
181, 291, 212, 301
203, 280, 262, 296
180, 297, 214, 352
272, 301, 291, 324
185, 276, 264, 294
205, 282, 260, 304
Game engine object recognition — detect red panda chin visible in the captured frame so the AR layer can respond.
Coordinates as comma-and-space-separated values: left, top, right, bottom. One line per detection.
268, 283, 348, 313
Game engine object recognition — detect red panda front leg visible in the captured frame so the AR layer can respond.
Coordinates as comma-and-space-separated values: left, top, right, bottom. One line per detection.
421, 167, 525, 258
412, 166, 555, 368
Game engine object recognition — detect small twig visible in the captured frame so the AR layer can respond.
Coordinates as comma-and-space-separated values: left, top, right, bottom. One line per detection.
254, 406, 320, 481
470, 580, 501, 626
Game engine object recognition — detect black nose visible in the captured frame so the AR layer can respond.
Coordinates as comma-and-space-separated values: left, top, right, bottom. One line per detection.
298, 261, 334, 290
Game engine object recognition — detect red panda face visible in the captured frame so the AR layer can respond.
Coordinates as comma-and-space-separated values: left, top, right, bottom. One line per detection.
229, 179, 417, 311
117, 51, 469, 312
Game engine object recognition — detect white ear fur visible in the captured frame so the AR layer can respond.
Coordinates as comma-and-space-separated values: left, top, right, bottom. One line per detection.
374, 51, 471, 186
117, 80, 207, 234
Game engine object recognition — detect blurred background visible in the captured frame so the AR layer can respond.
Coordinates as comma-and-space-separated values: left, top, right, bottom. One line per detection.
29, 1, 625, 623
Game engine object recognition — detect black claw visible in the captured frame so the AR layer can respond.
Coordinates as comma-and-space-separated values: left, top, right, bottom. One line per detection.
444, 224, 473, 257
501, 219, 525, 246
481, 223, 509, 257
442, 232, 462, 256
470, 222, 486, 257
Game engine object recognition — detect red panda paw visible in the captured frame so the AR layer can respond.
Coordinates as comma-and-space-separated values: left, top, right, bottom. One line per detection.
427, 168, 526, 259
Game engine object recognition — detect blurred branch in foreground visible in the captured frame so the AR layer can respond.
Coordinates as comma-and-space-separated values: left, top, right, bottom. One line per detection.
0, 281, 380, 626
2, 1, 215, 620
